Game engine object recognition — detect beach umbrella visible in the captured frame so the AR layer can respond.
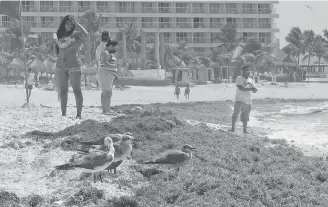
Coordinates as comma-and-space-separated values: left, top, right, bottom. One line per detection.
8, 57, 25, 70
44, 58, 56, 73
28, 58, 49, 73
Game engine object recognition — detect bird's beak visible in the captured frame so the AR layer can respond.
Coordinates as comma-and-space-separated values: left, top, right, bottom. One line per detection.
191, 147, 197, 151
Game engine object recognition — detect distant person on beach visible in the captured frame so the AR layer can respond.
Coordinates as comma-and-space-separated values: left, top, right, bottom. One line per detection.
174, 85, 181, 100
54, 15, 88, 119
231, 64, 258, 134
25, 68, 34, 101
96, 39, 119, 114
303, 69, 307, 81
184, 85, 190, 100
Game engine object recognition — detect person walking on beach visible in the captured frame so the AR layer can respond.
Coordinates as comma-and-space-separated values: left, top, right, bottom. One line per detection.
97, 39, 119, 114
25, 68, 34, 101
54, 15, 88, 119
174, 85, 181, 100
184, 85, 190, 100
231, 64, 258, 134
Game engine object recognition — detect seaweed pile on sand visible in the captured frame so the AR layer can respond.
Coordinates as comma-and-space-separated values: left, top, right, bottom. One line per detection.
3, 102, 328, 206
0, 104, 183, 207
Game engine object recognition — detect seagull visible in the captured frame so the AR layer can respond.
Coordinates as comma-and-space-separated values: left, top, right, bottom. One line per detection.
305, 5, 313, 9
77, 135, 134, 174
76, 132, 133, 146
55, 137, 115, 183
141, 144, 197, 173
104, 135, 134, 173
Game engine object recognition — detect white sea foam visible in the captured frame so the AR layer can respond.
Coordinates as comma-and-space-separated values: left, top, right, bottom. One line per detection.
278, 102, 328, 115
251, 101, 328, 156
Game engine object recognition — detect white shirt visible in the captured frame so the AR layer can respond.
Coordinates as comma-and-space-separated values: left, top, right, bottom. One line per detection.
26, 73, 34, 85
235, 75, 255, 104
95, 42, 106, 70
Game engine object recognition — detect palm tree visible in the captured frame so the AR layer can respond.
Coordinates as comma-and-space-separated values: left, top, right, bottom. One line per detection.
285, 27, 305, 67
79, 11, 112, 87
216, 24, 243, 53
3, 22, 30, 52
302, 30, 316, 70
79, 11, 103, 65
313, 36, 327, 72
322, 29, 328, 43
3, 22, 53, 104
116, 22, 140, 65
215, 24, 243, 80
240, 38, 272, 82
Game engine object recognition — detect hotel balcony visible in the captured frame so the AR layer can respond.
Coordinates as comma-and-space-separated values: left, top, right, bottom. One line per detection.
40, 7, 58, 12
176, 23, 192, 29
141, 7, 157, 13
17, 2, 279, 18
144, 36, 275, 48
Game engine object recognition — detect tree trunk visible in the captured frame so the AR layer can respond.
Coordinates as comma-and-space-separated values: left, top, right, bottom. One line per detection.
160, 33, 165, 69
128, 46, 135, 64
155, 32, 160, 69
87, 33, 92, 65
84, 74, 87, 87
228, 57, 232, 83
136, 53, 139, 66
140, 29, 146, 70
307, 49, 311, 71
256, 61, 260, 83
122, 31, 128, 64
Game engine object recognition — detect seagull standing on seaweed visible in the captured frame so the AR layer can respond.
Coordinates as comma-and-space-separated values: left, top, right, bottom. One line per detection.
55, 137, 115, 183
104, 135, 134, 174
141, 144, 197, 174
73, 135, 134, 174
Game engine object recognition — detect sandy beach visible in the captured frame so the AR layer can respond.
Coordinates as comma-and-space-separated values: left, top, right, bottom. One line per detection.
1, 82, 328, 157
1, 82, 328, 206
1, 82, 328, 107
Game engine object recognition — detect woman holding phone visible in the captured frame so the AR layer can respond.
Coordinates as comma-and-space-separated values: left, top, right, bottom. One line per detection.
53, 15, 88, 119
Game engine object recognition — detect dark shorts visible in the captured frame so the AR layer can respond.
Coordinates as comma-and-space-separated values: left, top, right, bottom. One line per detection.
232, 101, 251, 122
56, 65, 81, 73
26, 84, 33, 89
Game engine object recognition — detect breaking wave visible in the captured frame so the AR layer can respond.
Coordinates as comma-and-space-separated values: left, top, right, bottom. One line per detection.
278, 102, 328, 116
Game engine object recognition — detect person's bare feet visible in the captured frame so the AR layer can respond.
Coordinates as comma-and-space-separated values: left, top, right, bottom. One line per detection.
229, 129, 235, 132
243, 131, 250, 134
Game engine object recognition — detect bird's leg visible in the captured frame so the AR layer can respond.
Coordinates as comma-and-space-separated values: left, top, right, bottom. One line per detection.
100, 172, 103, 183
114, 168, 117, 174
93, 173, 96, 183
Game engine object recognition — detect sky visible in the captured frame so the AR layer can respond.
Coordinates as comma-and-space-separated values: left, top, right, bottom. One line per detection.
275, 0, 328, 48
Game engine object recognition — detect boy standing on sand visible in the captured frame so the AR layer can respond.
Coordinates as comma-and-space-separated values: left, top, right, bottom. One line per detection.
26, 68, 35, 101
184, 85, 190, 100
231, 64, 258, 134
174, 85, 181, 100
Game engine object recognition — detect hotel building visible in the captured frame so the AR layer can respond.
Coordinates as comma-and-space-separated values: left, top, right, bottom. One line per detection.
0, 1, 279, 52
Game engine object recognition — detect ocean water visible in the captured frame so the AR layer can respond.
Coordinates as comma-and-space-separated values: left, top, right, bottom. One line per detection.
250, 101, 328, 157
